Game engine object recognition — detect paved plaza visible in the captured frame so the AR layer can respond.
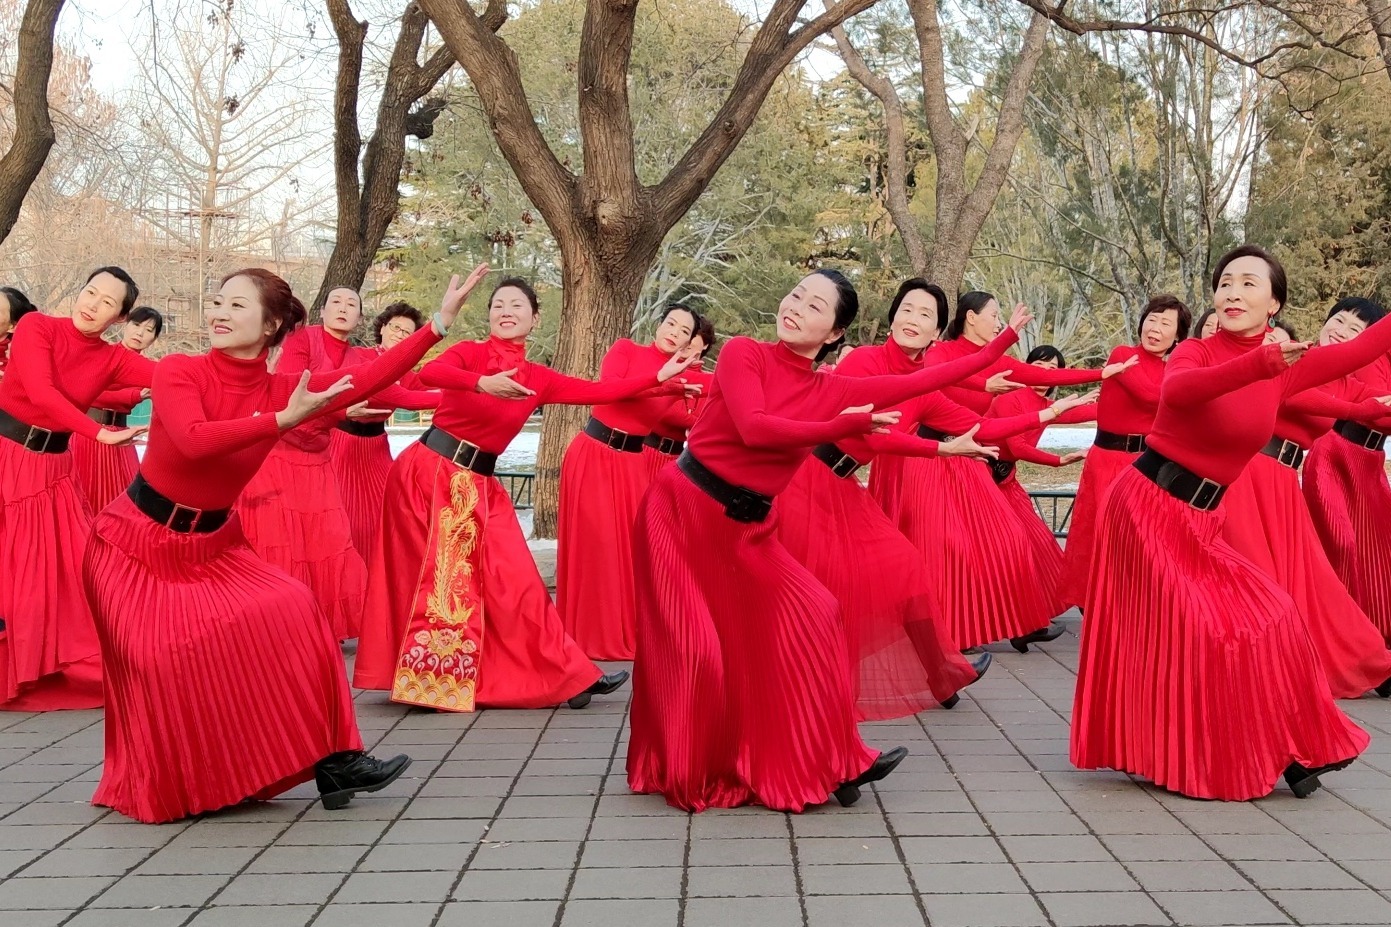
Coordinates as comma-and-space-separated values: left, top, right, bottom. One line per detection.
7, 622, 1391, 926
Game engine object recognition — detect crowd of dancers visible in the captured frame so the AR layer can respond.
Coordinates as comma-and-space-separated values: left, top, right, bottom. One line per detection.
2, 243, 1391, 824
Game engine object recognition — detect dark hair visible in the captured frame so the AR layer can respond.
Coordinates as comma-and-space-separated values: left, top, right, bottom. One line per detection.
1211, 244, 1287, 311
490, 277, 539, 314
86, 266, 139, 316
811, 269, 859, 362
1026, 345, 1066, 367
1271, 317, 1298, 340
1138, 294, 1192, 350
887, 278, 949, 334
660, 303, 698, 338
221, 268, 307, 348
1195, 308, 1217, 337
945, 290, 996, 341
127, 306, 164, 339
1326, 296, 1386, 329
692, 313, 716, 357
373, 301, 426, 345
0, 286, 36, 325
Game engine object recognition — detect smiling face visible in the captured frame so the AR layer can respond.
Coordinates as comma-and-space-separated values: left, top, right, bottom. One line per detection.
489, 285, 538, 341
207, 275, 277, 356
1140, 308, 1181, 355
71, 273, 128, 337
777, 274, 843, 357
1320, 309, 1369, 347
653, 309, 696, 355
891, 289, 941, 354
121, 319, 159, 353
380, 315, 418, 350
322, 288, 361, 339
1213, 255, 1281, 338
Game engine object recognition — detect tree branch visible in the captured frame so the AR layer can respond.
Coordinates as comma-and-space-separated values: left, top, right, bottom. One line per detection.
0, 0, 67, 245
577, 1, 641, 240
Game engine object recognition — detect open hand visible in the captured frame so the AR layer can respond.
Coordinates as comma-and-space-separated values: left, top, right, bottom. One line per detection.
438, 263, 491, 328
476, 367, 534, 399
985, 371, 1024, 394
96, 425, 147, 446
1102, 356, 1139, 379
1060, 450, 1088, 465
277, 371, 354, 430
657, 351, 700, 383
940, 424, 999, 460
1007, 303, 1035, 333
346, 401, 391, 419
1278, 341, 1312, 365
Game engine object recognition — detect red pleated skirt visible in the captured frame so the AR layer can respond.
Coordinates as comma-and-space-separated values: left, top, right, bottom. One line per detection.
328, 428, 393, 561
998, 473, 1069, 619
867, 453, 905, 523
69, 433, 138, 514
556, 434, 653, 660
1222, 454, 1391, 698
627, 466, 878, 813
776, 460, 976, 720
1303, 433, 1391, 642
1070, 466, 1369, 800
1060, 445, 1138, 608
354, 442, 600, 710
0, 441, 103, 711
642, 445, 680, 481
893, 455, 1053, 648
239, 443, 367, 640
84, 494, 362, 823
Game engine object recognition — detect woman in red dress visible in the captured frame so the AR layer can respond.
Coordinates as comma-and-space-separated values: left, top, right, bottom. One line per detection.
354, 277, 693, 712
70, 306, 164, 513
82, 267, 466, 823
628, 271, 1063, 813
0, 267, 151, 711
557, 305, 700, 660
329, 299, 439, 562
1303, 300, 1391, 642
1071, 246, 1390, 801
644, 313, 716, 479
1060, 296, 1189, 608
879, 291, 1131, 652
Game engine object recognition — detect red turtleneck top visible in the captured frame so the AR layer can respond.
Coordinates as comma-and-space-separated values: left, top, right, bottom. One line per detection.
0, 313, 155, 439
928, 336, 1106, 416
417, 336, 680, 455
1277, 380, 1391, 448
140, 323, 442, 511
592, 338, 688, 435
987, 388, 1097, 466
1149, 319, 1391, 485
1095, 344, 1165, 436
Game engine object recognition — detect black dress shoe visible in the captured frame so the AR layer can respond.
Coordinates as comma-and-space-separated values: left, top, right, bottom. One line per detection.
940, 694, 961, 709
833, 746, 909, 807
315, 751, 412, 810
1010, 622, 1065, 653
1284, 758, 1355, 799
968, 650, 993, 679
567, 670, 631, 709
1376, 676, 1391, 699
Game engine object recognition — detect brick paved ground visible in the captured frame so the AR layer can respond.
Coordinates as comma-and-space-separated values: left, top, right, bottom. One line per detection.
7, 620, 1391, 926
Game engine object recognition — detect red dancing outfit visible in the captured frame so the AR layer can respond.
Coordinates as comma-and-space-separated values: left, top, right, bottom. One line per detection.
1060, 345, 1164, 606
0, 313, 153, 710
645, 366, 713, 478
70, 377, 145, 513
628, 337, 1015, 812
329, 349, 438, 561
557, 339, 688, 660
354, 336, 663, 711
1070, 325, 1391, 800
876, 338, 1103, 648
82, 324, 440, 823
1303, 357, 1391, 640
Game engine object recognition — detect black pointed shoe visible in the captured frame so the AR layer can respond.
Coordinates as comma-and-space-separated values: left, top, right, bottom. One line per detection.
315, 751, 412, 810
567, 670, 631, 709
1284, 758, 1355, 799
1377, 676, 1391, 698
1010, 622, 1065, 653
968, 650, 993, 679
833, 746, 909, 807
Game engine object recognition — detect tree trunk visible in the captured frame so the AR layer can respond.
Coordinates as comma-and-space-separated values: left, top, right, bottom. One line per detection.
1367, 0, 1391, 83
0, 0, 67, 246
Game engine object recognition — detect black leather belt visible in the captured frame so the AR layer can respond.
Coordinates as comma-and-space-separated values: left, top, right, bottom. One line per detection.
1334, 419, 1387, 452
421, 426, 497, 476
128, 472, 229, 533
916, 424, 954, 442
643, 433, 684, 456
1260, 435, 1306, 470
583, 416, 646, 453
676, 450, 772, 523
1133, 449, 1226, 512
88, 408, 128, 428
336, 419, 387, 438
811, 443, 862, 479
1094, 429, 1146, 453
0, 408, 71, 453
987, 458, 1016, 484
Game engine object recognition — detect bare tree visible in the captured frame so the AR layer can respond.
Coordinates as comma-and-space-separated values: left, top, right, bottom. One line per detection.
1367, 0, 1391, 77
0, 0, 66, 245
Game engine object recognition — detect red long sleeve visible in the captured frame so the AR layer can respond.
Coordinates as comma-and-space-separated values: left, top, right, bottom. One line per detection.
92, 385, 146, 413
149, 355, 282, 462
1280, 313, 1391, 397
716, 339, 871, 450
1161, 340, 1287, 408
1096, 345, 1165, 435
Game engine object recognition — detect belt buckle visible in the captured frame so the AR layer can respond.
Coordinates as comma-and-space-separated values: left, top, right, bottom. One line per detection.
1365, 430, 1385, 451
725, 487, 770, 523
661, 437, 679, 455
1188, 477, 1223, 511
1277, 440, 1300, 468
24, 424, 53, 452
452, 440, 480, 469
606, 428, 630, 450
832, 452, 858, 478
1126, 434, 1145, 453
165, 503, 203, 532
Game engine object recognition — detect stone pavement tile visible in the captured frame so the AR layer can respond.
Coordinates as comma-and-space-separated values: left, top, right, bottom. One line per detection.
1150, 890, 1293, 926
1101, 835, 1223, 862
899, 836, 1007, 864
171, 822, 289, 848
688, 836, 792, 867
1000, 834, 1112, 863
135, 845, 261, 876
589, 793, 672, 816
91, 874, 229, 908
579, 838, 685, 868
1235, 859, 1365, 890
1076, 811, 1191, 835
216, 872, 347, 906
685, 896, 804, 927
452, 867, 571, 901
317, 902, 441, 927
512, 776, 603, 797
970, 791, 1069, 813
0, 824, 86, 850
790, 811, 891, 839
888, 812, 989, 837
795, 836, 902, 865
1125, 860, 1252, 892
0, 876, 117, 909
275, 820, 391, 846
453, 727, 540, 744
922, 893, 1048, 927
559, 899, 680, 927
1301, 832, 1391, 860
530, 742, 616, 760
586, 815, 685, 841
2, 803, 107, 826
432, 760, 526, 779
469, 840, 581, 870
878, 789, 975, 812
380, 819, 488, 845
1059, 788, 1165, 813
400, 797, 501, 819
0, 781, 61, 803
249, 845, 369, 874
799, 862, 912, 895
1038, 891, 1171, 927
299, 797, 412, 822
1337, 858, 1391, 890
1018, 860, 1140, 892
3, 764, 92, 784
1267, 809, 1387, 836
334, 870, 458, 905
981, 812, 1090, 836
20, 847, 151, 877
685, 864, 798, 897
876, 775, 970, 797
61, 823, 184, 851
187, 905, 317, 926
1266, 889, 1391, 924
806, 895, 925, 927
0, 848, 43, 877
908, 862, 1028, 894
497, 795, 596, 818
0, 912, 66, 927
570, 866, 682, 899
1205, 835, 1325, 861
436, 900, 559, 927
1172, 807, 1293, 836
949, 755, 1038, 773
957, 772, 1049, 793
66, 909, 190, 927
415, 776, 513, 799
357, 842, 474, 872
523, 759, 610, 777
688, 814, 789, 840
